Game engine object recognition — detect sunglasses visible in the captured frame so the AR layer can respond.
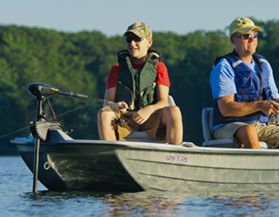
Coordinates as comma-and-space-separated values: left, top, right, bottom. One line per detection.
236, 32, 259, 40
125, 36, 142, 43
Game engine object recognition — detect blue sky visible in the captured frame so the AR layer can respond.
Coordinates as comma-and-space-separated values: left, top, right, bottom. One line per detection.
0, 0, 278, 36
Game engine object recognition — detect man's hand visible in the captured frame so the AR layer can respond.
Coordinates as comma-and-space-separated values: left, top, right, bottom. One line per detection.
218, 95, 279, 117
99, 99, 128, 113
259, 100, 279, 115
117, 101, 128, 113
132, 105, 154, 125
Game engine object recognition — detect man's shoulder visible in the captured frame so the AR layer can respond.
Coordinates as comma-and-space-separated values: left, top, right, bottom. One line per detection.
157, 61, 166, 67
253, 53, 271, 65
109, 63, 120, 75
254, 53, 266, 59
210, 57, 235, 83
111, 63, 120, 70
212, 58, 233, 73
156, 61, 168, 73
215, 58, 230, 66
214, 51, 235, 66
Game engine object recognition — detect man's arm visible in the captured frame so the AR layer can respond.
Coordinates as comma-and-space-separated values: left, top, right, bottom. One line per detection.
104, 87, 116, 102
132, 85, 169, 125
103, 87, 128, 112
154, 84, 170, 108
217, 94, 279, 117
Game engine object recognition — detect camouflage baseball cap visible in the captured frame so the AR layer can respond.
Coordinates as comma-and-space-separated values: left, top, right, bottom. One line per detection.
229, 17, 262, 36
124, 22, 152, 39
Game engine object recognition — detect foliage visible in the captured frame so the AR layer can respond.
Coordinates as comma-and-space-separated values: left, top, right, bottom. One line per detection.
1, 20, 279, 153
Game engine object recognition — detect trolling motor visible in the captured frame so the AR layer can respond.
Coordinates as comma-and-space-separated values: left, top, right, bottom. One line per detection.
28, 82, 88, 193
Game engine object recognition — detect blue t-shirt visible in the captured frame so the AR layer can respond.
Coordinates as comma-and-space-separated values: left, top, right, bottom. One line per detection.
210, 58, 279, 100
210, 58, 279, 129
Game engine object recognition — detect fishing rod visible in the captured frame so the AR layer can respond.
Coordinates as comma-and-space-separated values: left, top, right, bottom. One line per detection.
98, 99, 129, 111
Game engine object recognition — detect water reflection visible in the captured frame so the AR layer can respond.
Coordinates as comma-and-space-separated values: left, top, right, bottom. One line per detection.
20, 191, 279, 217
207, 193, 274, 216
2, 156, 279, 217
21, 191, 187, 216
103, 191, 185, 217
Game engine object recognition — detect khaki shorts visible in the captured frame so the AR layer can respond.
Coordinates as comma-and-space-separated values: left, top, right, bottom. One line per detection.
116, 109, 166, 140
213, 122, 247, 140
214, 122, 279, 148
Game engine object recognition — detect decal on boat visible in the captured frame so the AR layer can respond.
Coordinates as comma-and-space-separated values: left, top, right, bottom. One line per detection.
165, 154, 188, 163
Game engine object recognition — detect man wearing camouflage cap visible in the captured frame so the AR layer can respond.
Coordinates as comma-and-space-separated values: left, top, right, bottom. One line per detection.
98, 22, 183, 145
210, 17, 279, 149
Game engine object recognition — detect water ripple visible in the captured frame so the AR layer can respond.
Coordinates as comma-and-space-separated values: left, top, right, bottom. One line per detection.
2, 156, 279, 217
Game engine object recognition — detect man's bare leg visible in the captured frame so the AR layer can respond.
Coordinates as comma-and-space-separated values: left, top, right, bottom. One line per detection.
97, 108, 117, 140
163, 106, 183, 145
235, 124, 260, 149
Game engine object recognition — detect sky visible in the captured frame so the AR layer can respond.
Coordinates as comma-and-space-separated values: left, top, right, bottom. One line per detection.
0, 0, 278, 36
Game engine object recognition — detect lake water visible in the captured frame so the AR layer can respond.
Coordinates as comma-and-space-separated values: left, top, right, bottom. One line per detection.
1, 156, 279, 217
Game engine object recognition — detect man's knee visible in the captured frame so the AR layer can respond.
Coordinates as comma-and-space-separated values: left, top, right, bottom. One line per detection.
162, 106, 182, 124
166, 105, 182, 117
98, 107, 115, 122
235, 124, 257, 138
235, 124, 260, 148
238, 124, 255, 133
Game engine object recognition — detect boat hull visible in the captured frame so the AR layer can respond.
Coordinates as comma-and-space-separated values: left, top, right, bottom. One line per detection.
17, 142, 143, 192
14, 130, 279, 192
116, 146, 279, 192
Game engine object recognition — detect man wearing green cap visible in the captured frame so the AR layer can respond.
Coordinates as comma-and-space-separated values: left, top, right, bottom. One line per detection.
210, 17, 279, 149
98, 22, 183, 145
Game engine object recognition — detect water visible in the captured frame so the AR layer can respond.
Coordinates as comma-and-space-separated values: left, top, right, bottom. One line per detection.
1, 156, 279, 217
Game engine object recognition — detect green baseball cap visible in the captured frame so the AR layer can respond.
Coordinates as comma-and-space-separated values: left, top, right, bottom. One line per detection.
229, 17, 262, 36
124, 22, 152, 39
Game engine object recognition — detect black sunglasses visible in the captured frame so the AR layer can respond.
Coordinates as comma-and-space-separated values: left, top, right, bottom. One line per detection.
236, 32, 259, 40
125, 36, 142, 43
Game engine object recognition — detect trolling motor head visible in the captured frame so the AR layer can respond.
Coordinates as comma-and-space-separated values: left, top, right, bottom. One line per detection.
28, 83, 88, 100
28, 83, 59, 99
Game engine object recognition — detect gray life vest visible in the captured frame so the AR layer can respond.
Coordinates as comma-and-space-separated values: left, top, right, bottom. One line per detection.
115, 50, 160, 110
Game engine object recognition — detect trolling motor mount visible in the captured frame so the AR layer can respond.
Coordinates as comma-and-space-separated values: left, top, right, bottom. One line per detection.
30, 121, 64, 141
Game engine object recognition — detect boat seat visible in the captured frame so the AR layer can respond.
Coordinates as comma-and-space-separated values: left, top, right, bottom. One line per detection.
201, 107, 268, 148
124, 131, 164, 142
123, 95, 176, 143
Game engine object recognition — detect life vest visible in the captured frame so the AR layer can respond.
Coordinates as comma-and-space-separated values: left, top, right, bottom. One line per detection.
115, 50, 159, 110
213, 51, 273, 125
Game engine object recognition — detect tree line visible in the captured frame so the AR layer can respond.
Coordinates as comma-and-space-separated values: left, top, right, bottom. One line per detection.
1, 18, 279, 154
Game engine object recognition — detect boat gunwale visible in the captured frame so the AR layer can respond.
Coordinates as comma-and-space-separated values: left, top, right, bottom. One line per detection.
15, 138, 279, 156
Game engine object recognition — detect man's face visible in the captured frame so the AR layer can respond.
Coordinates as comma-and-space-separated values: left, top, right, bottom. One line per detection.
125, 33, 152, 61
231, 31, 258, 57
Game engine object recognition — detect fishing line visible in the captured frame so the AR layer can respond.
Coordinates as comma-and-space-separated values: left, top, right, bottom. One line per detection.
0, 126, 31, 140
0, 100, 97, 141
54, 100, 96, 119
